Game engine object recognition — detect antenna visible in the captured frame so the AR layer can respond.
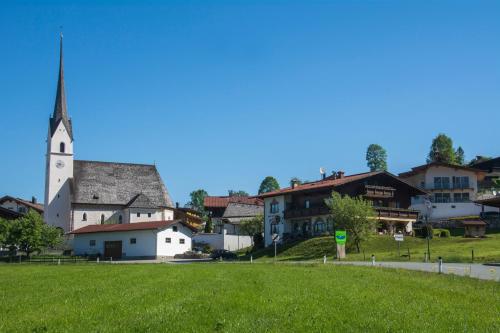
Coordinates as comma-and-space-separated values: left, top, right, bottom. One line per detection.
319, 167, 325, 175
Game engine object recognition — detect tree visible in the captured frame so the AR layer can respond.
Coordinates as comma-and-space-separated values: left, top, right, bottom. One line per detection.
427, 134, 457, 164
325, 192, 376, 253
228, 190, 249, 197
0, 218, 10, 249
239, 214, 264, 246
187, 189, 208, 215
455, 146, 465, 166
366, 144, 388, 171
8, 210, 44, 257
204, 217, 213, 233
258, 176, 280, 194
41, 223, 63, 248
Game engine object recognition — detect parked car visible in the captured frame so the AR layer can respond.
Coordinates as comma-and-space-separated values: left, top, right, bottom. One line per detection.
210, 249, 237, 261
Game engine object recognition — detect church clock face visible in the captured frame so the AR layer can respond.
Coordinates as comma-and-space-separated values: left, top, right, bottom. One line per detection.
55, 160, 65, 169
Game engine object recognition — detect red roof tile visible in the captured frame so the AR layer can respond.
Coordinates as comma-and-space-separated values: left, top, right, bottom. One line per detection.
204, 196, 263, 208
70, 220, 197, 234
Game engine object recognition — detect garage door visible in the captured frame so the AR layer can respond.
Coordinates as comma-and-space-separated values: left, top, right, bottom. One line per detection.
104, 241, 122, 259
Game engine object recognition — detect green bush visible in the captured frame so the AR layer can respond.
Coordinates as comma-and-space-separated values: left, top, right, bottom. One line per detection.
439, 229, 451, 238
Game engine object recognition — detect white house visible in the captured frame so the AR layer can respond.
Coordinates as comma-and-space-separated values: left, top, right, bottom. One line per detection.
399, 162, 497, 221
44, 35, 175, 235
71, 220, 196, 259
0, 196, 44, 216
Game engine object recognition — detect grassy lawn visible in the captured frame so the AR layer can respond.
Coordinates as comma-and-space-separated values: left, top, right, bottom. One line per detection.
0, 264, 499, 332
249, 233, 500, 263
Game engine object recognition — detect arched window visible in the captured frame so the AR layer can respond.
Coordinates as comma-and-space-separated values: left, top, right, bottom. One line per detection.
118, 215, 123, 224
100, 214, 105, 224
60, 142, 65, 153
82, 213, 87, 221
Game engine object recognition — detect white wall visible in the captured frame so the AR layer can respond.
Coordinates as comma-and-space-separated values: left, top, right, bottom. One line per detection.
156, 223, 192, 257
128, 208, 174, 223
263, 196, 285, 247
44, 121, 73, 232
73, 230, 157, 258
72, 205, 125, 230
192, 231, 253, 251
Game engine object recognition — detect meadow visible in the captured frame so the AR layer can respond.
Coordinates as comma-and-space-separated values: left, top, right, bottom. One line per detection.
0, 263, 499, 332
250, 233, 500, 263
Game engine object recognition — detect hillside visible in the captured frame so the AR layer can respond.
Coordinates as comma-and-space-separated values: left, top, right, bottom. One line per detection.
249, 232, 500, 263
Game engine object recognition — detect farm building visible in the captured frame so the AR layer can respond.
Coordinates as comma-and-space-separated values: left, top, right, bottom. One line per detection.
71, 220, 196, 259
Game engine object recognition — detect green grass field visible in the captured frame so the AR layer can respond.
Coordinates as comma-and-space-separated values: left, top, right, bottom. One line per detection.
249, 233, 500, 263
1, 264, 499, 332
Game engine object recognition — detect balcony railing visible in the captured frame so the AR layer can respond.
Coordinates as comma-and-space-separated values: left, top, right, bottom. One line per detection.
411, 196, 472, 205
375, 207, 419, 219
284, 206, 330, 219
284, 205, 418, 220
363, 185, 395, 198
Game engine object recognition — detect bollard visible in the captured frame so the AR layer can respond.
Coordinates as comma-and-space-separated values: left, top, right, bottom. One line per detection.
250, 255, 253, 264
323, 255, 327, 264
438, 257, 443, 274
371, 254, 375, 266
424, 252, 428, 263
97, 257, 99, 263
58, 259, 61, 265
471, 249, 474, 263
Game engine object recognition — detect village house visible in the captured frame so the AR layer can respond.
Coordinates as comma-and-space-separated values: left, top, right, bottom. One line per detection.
42, 36, 189, 259
192, 196, 263, 251
399, 162, 497, 222
259, 170, 425, 247
0, 196, 43, 216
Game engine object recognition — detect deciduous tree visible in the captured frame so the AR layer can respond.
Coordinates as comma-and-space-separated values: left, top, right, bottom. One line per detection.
366, 144, 388, 171
427, 134, 458, 164
228, 190, 249, 197
258, 176, 280, 194
187, 189, 208, 215
239, 214, 264, 246
325, 192, 376, 253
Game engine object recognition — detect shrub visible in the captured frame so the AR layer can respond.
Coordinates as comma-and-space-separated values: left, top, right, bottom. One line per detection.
439, 229, 451, 238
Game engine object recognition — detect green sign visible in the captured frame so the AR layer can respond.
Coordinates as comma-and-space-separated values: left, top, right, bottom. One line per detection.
335, 230, 347, 245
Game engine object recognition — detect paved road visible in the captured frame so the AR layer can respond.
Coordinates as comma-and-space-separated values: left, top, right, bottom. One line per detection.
332, 261, 500, 281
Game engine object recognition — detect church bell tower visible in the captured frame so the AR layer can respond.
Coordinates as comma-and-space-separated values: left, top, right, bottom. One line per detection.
44, 34, 74, 232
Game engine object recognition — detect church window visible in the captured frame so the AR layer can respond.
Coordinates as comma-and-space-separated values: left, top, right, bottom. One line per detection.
137, 212, 141, 218
118, 215, 123, 224
100, 214, 105, 224
82, 213, 87, 221
60, 142, 65, 153
172, 226, 178, 232
89, 240, 96, 246
130, 238, 136, 244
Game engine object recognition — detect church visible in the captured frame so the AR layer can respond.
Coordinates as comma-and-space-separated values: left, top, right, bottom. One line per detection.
44, 36, 194, 258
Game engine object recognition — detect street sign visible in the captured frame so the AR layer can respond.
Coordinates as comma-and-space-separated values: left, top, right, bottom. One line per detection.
394, 234, 404, 242
335, 230, 347, 245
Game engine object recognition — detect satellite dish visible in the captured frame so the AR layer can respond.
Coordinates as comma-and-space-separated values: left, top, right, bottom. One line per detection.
320, 167, 326, 175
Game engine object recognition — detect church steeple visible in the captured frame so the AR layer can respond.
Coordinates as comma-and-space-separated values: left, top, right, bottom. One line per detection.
50, 33, 73, 140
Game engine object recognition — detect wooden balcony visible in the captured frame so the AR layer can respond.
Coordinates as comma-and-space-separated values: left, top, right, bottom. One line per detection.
363, 185, 395, 199
375, 207, 419, 220
284, 205, 330, 219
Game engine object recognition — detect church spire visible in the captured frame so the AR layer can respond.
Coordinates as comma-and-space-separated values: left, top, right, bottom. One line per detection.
50, 33, 73, 140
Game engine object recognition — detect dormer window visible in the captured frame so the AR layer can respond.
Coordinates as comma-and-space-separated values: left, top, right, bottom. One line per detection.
60, 142, 65, 153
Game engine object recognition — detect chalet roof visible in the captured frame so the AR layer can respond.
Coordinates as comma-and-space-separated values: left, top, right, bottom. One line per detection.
0, 196, 44, 213
222, 202, 264, 218
72, 160, 173, 208
399, 162, 485, 178
70, 220, 197, 234
475, 196, 500, 208
470, 156, 500, 172
259, 171, 425, 198
50, 34, 73, 140
462, 220, 487, 226
204, 196, 263, 208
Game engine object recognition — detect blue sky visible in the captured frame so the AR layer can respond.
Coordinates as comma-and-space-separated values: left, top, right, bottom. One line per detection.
1, 0, 499, 205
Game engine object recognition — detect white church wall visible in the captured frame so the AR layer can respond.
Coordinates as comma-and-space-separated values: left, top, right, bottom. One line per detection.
73, 230, 158, 258
72, 205, 126, 230
44, 121, 73, 232
156, 224, 192, 257
129, 208, 172, 223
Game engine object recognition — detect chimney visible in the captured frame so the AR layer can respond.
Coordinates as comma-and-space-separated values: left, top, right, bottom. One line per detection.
175, 202, 179, 209
291, 180, 299, 189
337, 171, 345, 179
31, 196, 37, 204
331, 171, 337, 180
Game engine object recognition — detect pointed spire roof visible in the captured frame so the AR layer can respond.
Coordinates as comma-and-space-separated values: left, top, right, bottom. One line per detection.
50, 33, 73, 140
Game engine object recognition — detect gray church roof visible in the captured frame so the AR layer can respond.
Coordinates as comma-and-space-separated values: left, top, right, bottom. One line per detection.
126, 193, 157, 209
72, 160, 174, 208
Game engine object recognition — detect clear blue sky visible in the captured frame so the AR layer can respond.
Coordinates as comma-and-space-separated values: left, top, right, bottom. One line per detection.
1, 0, 499, 205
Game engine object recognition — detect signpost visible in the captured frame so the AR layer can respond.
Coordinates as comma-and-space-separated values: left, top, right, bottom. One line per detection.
335, 230, 347, 259
394, 233, 404, 256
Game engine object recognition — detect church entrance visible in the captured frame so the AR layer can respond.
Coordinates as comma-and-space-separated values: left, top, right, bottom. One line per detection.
104, 241, 122, 259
